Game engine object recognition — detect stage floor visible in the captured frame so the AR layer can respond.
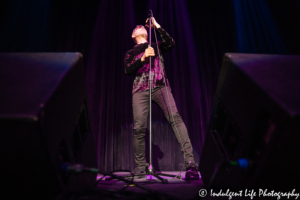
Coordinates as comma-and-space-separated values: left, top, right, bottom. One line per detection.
95, 171, 206, 200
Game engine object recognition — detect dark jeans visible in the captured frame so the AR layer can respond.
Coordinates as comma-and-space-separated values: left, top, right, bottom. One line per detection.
132, 86, 194, 167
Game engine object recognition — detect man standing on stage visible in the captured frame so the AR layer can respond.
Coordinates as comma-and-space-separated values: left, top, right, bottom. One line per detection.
124, 17, 199, 180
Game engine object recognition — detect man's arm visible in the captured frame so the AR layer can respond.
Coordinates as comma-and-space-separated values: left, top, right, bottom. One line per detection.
124, 51, 143, 76
157, 27, 175, 54
124, 47, 155, 76
147, 17, 175, 54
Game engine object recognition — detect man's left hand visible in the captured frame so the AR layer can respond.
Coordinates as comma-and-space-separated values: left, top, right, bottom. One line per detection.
145, 17, 161, 29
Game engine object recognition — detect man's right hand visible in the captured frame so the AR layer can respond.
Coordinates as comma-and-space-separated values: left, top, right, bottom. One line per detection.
141, 47, 155, 62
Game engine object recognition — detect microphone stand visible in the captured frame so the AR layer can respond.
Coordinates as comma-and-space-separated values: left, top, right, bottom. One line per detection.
148, 10, 153, 175
144, 10, 183, 184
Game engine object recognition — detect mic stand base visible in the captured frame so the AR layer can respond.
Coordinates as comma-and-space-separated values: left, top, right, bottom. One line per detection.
145, 163, 182, 184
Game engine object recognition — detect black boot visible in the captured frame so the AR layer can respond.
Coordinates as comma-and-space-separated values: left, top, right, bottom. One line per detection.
133, 166, 146, 179
185, 161, 199, 180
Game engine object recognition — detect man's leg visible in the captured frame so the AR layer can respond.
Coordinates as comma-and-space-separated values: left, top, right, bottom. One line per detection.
132, 90, 149, 170
152, 86, 199, 180
152, 86, 194, 165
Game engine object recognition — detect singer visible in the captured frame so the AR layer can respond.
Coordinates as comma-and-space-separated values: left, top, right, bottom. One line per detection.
124, 17, 199, 180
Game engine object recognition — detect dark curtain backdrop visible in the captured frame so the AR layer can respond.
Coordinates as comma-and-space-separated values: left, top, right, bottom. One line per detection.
0, 0, 299, 171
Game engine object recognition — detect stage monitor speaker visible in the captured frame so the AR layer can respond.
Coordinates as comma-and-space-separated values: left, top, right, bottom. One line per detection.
0, 53, 97, 199
200, 53, 300, 190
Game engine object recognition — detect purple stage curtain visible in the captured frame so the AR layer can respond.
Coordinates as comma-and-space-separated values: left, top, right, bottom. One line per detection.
0, 0, 299, 172
86, 0, 137, 171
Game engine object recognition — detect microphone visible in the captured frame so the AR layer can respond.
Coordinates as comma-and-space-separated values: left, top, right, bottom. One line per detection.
148, 10, 153, 17
147, 10, 153, 29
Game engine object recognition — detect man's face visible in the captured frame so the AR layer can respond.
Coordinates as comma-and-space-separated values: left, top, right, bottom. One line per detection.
132, 25, 147, 39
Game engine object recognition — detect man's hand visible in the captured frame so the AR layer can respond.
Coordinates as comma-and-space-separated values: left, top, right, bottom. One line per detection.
141, 47, 155, 62
145, 17, 161, 29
